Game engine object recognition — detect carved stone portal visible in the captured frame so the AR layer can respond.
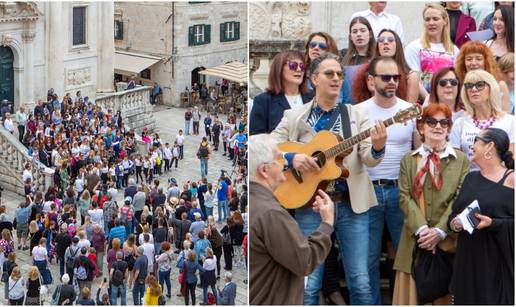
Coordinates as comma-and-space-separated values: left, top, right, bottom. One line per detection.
249, 2, 311, 40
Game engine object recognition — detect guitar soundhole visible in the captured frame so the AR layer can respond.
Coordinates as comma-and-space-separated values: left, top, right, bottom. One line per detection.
312, 151, 325, 168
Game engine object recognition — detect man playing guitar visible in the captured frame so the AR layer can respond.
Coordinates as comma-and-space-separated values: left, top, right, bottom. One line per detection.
270, 53, 387, 305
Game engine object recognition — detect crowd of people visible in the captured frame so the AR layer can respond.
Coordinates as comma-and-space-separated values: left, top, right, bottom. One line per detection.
0, 77, 248, 305
250, 1, 514, 305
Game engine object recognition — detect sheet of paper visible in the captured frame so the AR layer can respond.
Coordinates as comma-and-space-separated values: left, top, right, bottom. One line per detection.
457, 200, 480, 234
467, 29, 494, 41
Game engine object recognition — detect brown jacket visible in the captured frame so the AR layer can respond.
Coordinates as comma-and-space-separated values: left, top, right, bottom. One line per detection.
249, 182, 333, 305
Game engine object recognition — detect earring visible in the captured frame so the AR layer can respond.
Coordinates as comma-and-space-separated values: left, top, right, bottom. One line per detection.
483, 151, 493, 160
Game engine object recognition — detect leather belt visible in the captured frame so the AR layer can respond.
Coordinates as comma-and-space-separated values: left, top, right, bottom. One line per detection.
372, 179, 398, 186
326, 190, 350, 204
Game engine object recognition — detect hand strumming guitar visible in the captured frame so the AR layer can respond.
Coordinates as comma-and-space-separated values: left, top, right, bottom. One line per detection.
370, 120, 387, 151
293, 154, 320, 173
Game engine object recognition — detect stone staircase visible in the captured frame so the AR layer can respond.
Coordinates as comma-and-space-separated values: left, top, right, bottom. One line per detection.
0, 128, 54, 196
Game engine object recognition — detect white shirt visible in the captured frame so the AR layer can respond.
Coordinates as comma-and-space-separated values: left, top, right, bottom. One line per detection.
3, 118, 14, 132
88, 208, 104, 226
284, 94, 304, 109
451, 113, 515, 171
142, 242, 155, 268
163, 147, 172, 159
22, 169, 33, 183
32, 245, 48, 261
356, 98, 416, 180
203, 256, 217, 271
139, 233, 154, 245
350, 9, 405, 43
176, 134, 185, 146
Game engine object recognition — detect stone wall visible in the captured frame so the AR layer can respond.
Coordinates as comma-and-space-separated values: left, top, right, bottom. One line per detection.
0, 127, 54, 196
96, 86, 156, 133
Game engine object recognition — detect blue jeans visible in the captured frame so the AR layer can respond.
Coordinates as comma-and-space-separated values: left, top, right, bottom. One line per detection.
158, 269, 171, 296
200, 158, 208, 178
205, 206, 213, 218
116, 176, 123, 189
368, 184, 403, 305
185, 120, 191, 135
217, 200, 229, 222
111, 283, 127, 305
296, 201, 372, 305
133, 282, 145, 305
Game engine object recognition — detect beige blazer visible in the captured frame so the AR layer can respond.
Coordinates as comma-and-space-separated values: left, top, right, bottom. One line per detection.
271, 100, 381, 214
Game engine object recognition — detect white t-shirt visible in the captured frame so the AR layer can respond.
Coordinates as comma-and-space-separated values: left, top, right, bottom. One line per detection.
404, 39, 460, 91
32, 246, 47, 261
451, 113, 515, 171
142, 242, 155, 269
422, 97, 465, 122
22, 169, 33, 183
88, 208, 104, 226
176, 134, 185, 146
285, 94, 303, 109
356, 98, 416, 180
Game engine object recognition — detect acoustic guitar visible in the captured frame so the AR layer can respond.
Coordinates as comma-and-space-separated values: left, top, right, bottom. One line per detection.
274, 104, 422, 209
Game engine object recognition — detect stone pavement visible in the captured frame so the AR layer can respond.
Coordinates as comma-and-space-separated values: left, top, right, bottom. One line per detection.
0, 105, 248, 305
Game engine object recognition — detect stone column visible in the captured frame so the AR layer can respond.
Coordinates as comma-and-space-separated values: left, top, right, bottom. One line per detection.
96, 2, 114, 93
47, 2, 64, 95
22, 31, 35, 110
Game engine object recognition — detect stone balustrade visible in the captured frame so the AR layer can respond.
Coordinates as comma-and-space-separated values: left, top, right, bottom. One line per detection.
0, 127, 54, 196
96, 86, 156, 133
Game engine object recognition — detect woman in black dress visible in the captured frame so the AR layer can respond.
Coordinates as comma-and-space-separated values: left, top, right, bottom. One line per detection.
448, 127, 514, 305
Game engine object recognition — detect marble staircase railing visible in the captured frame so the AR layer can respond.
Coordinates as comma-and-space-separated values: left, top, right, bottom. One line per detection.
96, 86, 156, 133
0, 127, 54, 196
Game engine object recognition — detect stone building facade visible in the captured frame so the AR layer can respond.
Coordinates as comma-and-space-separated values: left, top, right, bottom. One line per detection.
250, 1, 427, 97
0, 2, 114, 111
114, 1, 248, 107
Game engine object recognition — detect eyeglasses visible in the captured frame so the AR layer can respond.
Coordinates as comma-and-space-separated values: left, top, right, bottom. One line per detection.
286, 61, 306, 72
263, 160, 288, 171
377, 36, 395, 44
438, 78, 459, 87
424, 117, 450, 128
464, 81, 488, 91
474, 135, 490, 143
321, 70, 344, 80
374, 74, 400, 82
309, 41, 328, 50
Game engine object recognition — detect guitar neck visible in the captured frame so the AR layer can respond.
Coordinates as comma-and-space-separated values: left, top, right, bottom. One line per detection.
325, 117, 397, 158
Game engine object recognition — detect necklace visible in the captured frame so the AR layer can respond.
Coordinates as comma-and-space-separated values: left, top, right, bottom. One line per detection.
473, 115, 496, 130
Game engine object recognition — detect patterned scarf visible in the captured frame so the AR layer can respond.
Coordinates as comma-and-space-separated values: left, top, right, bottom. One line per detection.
412, 146, 444, 200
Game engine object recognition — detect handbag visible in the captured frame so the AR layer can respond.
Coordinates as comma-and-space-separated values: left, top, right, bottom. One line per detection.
51, 284, 62, 305
178, 261, 186, 284
411, 245, 454, 304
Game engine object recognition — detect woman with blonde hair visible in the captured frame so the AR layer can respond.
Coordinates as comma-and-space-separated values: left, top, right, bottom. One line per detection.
123, 234, 137, 285
455, 41, 511, 112
78, 189, 91, 225
497, 52, 514, 114
28, 220, 43, 256
201, 247, 217, 305
405, 3, 460, 97
8, 266, 25, 305
451, 69, 515, 171
144, 275, 162, 305
24, 266, 41, 305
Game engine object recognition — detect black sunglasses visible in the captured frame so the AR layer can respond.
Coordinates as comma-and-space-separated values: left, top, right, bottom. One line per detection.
464, 81, 488, 91
425, 117, 450, 128
438, 78, 459, 87
375, 74, 400, 82
286, 61, 306, 72
474, 135, 490, 143
309, 41, 328, 50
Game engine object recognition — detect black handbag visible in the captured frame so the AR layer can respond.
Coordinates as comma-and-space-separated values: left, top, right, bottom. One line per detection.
411, 244, 454, 304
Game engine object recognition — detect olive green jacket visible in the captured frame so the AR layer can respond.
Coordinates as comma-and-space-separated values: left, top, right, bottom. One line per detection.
393, 147, 469, 273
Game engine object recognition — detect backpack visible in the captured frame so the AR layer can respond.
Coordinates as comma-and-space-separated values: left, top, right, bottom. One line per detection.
74, 260, 88, 280
198, 145, 209, 158
223, 231, 231, 245
115, 164, 123, 176
66, 246, 80, 270
111, 261, 124, 287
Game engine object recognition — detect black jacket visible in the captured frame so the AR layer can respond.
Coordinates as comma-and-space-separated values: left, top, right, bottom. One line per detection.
58, 284, 76, 305
250, 92, 313, 135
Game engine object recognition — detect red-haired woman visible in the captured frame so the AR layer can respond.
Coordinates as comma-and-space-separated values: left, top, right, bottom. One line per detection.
455, 40, 511, 112
393, 103, 470, 304
250, 50, 313, 135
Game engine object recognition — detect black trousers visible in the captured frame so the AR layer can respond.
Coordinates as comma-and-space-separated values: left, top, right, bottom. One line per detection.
185, 282, 197, 305
164, 159, 170, 172
213, 246, 223, 276
135, 166, 143, 183
223, 244, 233, 270
205, 126, 211, 141
17, 125, 24, 143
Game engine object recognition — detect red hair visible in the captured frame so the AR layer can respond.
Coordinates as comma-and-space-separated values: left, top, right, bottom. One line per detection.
416, 103, 453, 142
455, 41, 503, 82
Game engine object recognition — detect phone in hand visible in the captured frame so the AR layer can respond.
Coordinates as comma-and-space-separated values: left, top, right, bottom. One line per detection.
467, 207, 481, 228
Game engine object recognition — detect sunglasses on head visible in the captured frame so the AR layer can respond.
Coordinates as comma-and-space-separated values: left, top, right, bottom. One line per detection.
438, 78, 459, 87
309, 41, 328, 50
424, 117, 450, 128
321, 70, 344, 80
474, 135, 490, 143
286, 61, 306, 72
374, 74, 400, 82
464, 81, 487, 91
377, 36, 395, 43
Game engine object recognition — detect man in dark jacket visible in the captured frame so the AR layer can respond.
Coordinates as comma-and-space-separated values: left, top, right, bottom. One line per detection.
170, 211, 191, 250
55, 223, 72, 276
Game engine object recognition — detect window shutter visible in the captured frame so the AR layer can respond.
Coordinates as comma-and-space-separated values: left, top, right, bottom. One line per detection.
220, 22, 226, 42
119, 21, 124, 40
235, 21, 240, 40
205, 24, 211, 44
188, 26, 194, 46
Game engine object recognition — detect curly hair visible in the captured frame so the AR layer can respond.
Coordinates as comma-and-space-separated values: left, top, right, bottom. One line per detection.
455, 41, 503, 82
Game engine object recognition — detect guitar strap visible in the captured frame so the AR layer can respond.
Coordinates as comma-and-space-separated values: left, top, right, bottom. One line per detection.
339, 104, 352, 139
324, 105, 342, 131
